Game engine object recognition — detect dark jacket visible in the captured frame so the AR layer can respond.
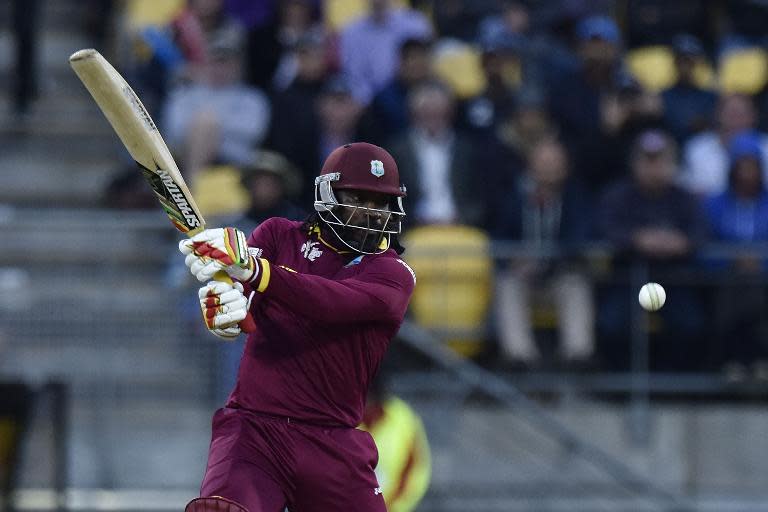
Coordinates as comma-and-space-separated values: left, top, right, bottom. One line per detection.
597, 179, 707, 259
388, 130, 487, 228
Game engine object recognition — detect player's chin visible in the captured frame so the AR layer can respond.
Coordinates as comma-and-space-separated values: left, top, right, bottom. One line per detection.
346, 230, 382, 252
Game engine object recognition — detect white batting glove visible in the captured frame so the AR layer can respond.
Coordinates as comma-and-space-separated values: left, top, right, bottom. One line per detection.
179, 227, 259, 283
198, 280, 252, 339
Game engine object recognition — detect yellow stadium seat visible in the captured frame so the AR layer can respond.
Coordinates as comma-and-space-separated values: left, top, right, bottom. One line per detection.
626, 45, 716, 92
191, 165, 250, 218
432, 43, 488, 99
402, 225, 493, 357
326, 0, 409, 31
719, 47, 768, 94
626, 46, 676, 92
124, 0, 185, 30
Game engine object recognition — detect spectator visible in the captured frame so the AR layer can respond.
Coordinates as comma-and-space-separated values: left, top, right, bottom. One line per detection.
596, 130, 708, 371
460, 30, 525, 139
162, 38, 271, 178
129, 0, 245, 117
493, 89, 555, 166
229, 150, 306, 230
707, 131, 768, 249
171, 0, 245, 70
243, 0, 322, 89
492, 137, 595, 369
661, 34, 718, 144
548, 15, 628, 192
339, 0, 432, 105
315, 76, 366, 169
681, 93, 768, 197
389, 81, 485, 227
591, 72, 665, 191
269, 75, 364, 203
705, 131, 768, 378
358, 38, 434, 146
266, 28, 331, 203
482, 90, 557, 228
548, 14, 623, 134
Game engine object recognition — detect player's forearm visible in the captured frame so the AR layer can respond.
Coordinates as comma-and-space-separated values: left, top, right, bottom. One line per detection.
248, 260, 408, 325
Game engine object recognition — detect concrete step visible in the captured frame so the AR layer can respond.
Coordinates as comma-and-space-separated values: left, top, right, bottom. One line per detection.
0, 209, 176, 262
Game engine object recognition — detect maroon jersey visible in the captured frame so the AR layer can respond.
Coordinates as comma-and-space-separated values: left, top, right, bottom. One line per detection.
229, 218, 416, 427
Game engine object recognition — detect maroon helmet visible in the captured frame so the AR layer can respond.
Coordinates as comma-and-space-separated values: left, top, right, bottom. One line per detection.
314, 142, 407, 254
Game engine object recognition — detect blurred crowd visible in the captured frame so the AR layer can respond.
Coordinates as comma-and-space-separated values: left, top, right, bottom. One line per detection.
105, 0, 768, 378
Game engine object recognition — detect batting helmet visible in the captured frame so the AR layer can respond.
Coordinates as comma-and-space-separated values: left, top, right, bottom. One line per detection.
314, 142, 406, 254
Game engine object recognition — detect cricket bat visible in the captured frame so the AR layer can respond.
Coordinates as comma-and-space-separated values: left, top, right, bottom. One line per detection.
69, 48, 256, 333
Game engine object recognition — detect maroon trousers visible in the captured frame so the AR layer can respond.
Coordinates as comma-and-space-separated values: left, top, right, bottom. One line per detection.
197, 407, 386, 512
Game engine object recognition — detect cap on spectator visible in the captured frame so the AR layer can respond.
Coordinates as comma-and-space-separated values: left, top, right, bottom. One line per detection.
576, 15, 620, 45
636, 129, 672, 155
241, 150, 302, 196
729, 130, 763, 163
672, 34, 704, 57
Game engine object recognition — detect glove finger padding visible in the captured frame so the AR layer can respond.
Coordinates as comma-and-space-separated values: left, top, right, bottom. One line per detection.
181, 228, 257, 283
189, 255, 226, 282
212, 326, 242, 339
190, 228, 250, 267
199, 281, 248, 333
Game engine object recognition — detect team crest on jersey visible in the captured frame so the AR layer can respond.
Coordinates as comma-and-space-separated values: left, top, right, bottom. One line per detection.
301, 240, 323, 261
370, 160, 385, 178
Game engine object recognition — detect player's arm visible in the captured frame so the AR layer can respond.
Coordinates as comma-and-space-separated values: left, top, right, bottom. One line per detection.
179, 221, 414, 325
244, 258, 415, 326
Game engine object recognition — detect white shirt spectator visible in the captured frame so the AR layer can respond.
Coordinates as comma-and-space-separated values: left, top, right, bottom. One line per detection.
339, 8, 431, 105
681, 131, 768, 196
412, 130, 456, 223
163, 84, 271, 167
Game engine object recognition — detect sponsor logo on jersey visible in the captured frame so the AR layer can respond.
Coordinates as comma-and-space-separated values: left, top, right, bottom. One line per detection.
301, 240, 323, 261
248, 247, 263, 258
374, 487, 383, 496
396, 259, 417, 284
370, 159, 385, 178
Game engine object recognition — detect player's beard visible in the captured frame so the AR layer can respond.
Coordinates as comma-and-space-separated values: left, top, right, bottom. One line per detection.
332, 206, 388, 253
337, 224, 385, 253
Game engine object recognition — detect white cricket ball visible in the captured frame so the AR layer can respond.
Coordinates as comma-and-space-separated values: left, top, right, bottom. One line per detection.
638, 283, 666, 311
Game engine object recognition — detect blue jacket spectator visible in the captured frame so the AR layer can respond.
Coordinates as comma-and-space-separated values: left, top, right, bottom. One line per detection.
706, 131, 768, 246
704, 130, 768, 374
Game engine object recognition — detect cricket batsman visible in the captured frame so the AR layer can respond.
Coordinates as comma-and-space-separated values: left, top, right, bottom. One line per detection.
179, 143, 416, 512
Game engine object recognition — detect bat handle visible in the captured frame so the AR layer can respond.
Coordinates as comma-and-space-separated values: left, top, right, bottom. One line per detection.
213, 270, 257, 333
